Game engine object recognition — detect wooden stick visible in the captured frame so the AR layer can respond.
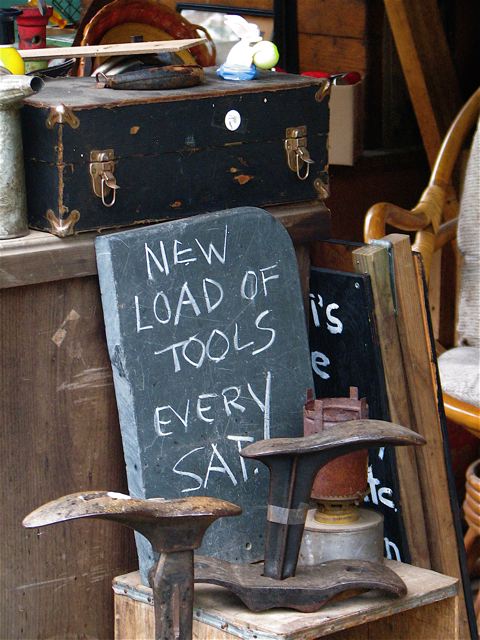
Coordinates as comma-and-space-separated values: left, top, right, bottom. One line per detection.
386, 234, 472, 639
352, 243, 431, 570
383, 0, 461, 167
18, 38, 206, 60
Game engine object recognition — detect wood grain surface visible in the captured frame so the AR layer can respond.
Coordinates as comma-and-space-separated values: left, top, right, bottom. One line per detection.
352, 243, 430, 570
385, 234, 472, 638
19, 37, 205, 59
384, 0, 461, 166
0, 206, 322, 637
0, 204, 330, 290
0, 276, 137, 639
113, 561, 458, 639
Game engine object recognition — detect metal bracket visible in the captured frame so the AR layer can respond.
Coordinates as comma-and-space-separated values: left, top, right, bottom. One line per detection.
46, 209, 80, 237
370, 239, 398, 314
46, 104, 80, 129
89, 149, 119, 208
285, 126, 315, 180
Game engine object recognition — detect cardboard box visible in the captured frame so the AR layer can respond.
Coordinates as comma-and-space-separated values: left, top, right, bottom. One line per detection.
328, 79, 364, 166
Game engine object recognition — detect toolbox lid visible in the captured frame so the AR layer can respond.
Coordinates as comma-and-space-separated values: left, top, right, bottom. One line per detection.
24, 68, 327, 109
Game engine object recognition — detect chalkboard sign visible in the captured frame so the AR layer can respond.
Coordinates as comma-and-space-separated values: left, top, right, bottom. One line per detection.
309, 267, 410, 563
96, 207, 313, 578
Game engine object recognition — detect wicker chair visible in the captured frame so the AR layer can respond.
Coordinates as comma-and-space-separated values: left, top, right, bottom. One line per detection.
364, 87, 479, 431
364, 86, 480, 615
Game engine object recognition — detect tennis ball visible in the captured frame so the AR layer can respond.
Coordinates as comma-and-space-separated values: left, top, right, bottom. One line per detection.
252, 41, 279, 70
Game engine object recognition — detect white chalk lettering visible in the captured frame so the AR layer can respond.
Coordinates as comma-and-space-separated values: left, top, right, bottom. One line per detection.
182, 336, 206, 369
202, 278, 224, 313
233, 323, 254, 351
367, 465, 396, 510
195, 225, 228, 265
227, 435, 254, 481
174, 282, 202, 326
309, 293, 321, 328
260, 264, 280, 296
241, 270, 258, 300
145, 241, 169, 279
155, 314, 277, 372
378, 487, 395, 509
309, 294, 343, 335
384, 537, 401, 561
154, 406, 173, 436
155, 339, 187, 372
134, 295, 153, 332
172, 447, 204, 492
222, 386, 246, 416
173, 240, 197, 266
154, 401, 190, 436
153, 292, 171, 324
251, 310, 276, 355
204, 444, 238, 488
247, 371, 272, 439
326, 303, 343, 334
311, 351, 330, 379
196, 393, 217, 423
206, 329, 230, 362
172, 439, 259, 493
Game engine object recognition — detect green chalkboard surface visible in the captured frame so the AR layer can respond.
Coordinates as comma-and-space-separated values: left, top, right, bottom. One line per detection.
96, 207, 312, 580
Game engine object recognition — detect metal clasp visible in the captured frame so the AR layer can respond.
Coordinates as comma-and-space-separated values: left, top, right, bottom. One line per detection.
89, 149, 119, 207
285, 126, 315, 180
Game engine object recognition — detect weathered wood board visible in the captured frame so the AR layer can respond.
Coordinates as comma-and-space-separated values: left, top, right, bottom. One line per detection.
308, 267, 410, 562
113, 562, 459, 640
96, 207, 313, 579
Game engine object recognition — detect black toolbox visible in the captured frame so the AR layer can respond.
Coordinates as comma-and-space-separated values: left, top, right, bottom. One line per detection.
22, 69, 329, 236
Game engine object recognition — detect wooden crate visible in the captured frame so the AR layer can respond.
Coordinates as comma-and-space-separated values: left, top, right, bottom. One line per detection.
113, 561, 459, 639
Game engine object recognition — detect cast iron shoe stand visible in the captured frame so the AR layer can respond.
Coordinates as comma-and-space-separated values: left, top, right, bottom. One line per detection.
23, 493, 240, 640
195, 419, 424, 611
23, 419, 424, 639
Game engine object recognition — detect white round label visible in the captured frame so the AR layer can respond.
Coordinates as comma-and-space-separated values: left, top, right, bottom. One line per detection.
224, 110, 242, 131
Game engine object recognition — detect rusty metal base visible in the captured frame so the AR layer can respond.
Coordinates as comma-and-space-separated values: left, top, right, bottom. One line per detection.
194, 556, 407, 613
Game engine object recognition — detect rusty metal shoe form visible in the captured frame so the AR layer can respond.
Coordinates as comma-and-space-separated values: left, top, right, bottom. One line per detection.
194, 555, 407, 612
23, 492, 241, 640
195, 419, 425, 612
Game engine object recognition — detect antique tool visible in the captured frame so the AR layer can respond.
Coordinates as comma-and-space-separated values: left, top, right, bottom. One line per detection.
304, 387, 369, 524
241, 419, 425, 581
192, 420, 424, 612
299, 389, 383, 566
0, 74, 43, 239
23, 491, 241, 640
96, 64, 204, 90
298, 508, 384, 566
194, 554, 406, 612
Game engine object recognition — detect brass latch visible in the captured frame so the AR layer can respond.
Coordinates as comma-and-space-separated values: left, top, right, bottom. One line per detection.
89, 149, 119, 207
284, 126, 315, 180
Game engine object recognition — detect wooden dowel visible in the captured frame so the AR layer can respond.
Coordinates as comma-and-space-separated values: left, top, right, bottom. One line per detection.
19, 38, 206, 60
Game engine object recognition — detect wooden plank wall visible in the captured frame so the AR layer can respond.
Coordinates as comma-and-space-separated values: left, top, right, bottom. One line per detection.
297, 0, 368, 74
170, 0, 373, 77
1, 277, 138, 639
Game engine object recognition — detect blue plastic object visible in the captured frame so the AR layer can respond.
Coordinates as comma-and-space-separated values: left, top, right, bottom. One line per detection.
216, 63, 258, 82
